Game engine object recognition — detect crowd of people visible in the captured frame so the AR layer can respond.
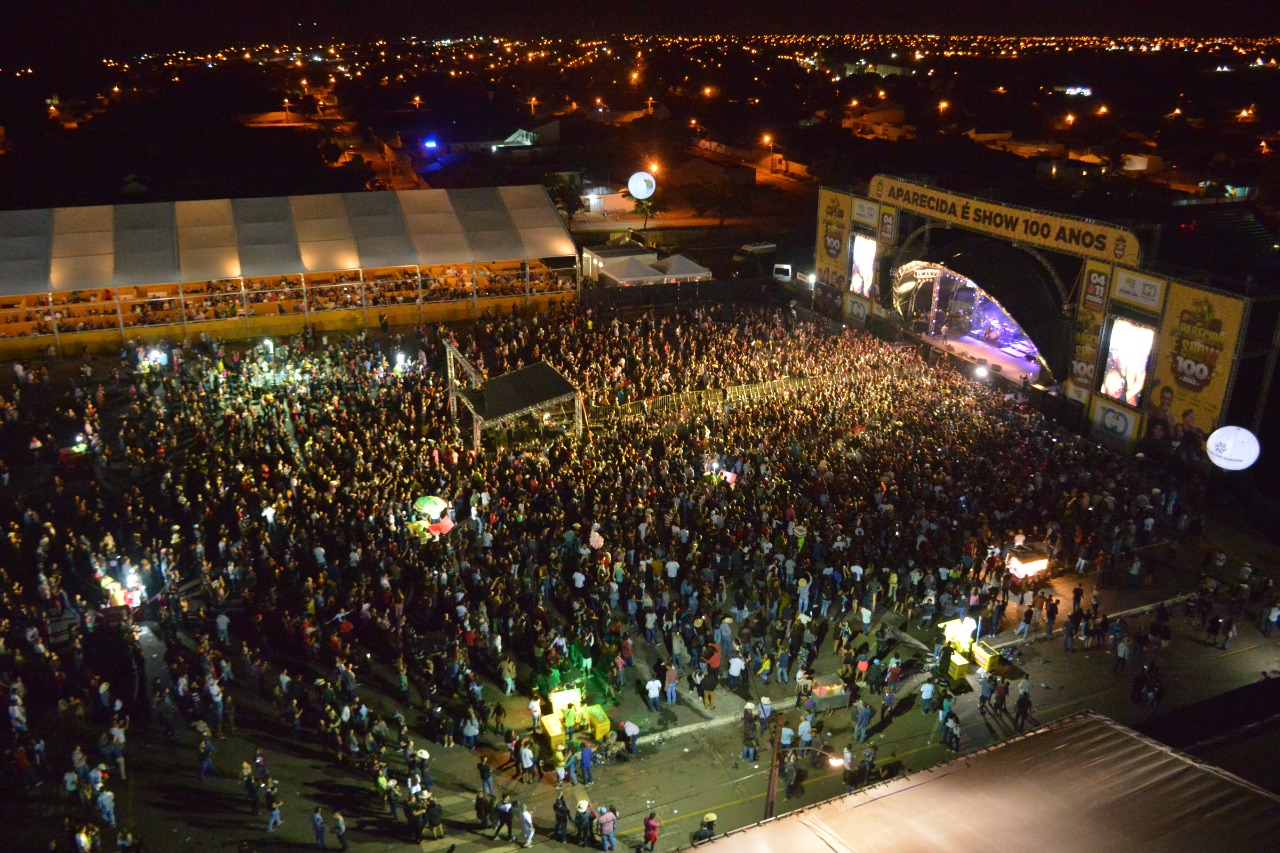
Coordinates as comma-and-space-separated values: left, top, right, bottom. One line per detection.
0, 300, 1272, 851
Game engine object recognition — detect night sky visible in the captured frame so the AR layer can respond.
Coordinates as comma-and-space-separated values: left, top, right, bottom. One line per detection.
3, 1, 1276, 68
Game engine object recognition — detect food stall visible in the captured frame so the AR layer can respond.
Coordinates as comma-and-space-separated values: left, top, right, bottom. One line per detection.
1007, 542, 1053, 579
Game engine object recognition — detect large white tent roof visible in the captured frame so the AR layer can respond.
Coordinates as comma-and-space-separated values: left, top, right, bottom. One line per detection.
0, 185, 575, 296
694, 713, 1280, 853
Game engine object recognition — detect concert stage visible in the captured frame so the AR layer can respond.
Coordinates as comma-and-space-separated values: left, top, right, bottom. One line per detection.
920, 332, 1042, 384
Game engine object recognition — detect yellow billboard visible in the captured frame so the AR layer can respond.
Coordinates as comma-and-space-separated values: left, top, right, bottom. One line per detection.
1141, 283, 1246, 453
815, 188, 853, 290
1067, 259, 1111, 399
869, 174, 1141, 266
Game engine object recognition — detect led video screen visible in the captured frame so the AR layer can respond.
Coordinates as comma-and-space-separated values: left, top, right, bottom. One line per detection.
1099, 316, 1156, 408
850, 234, 876, 298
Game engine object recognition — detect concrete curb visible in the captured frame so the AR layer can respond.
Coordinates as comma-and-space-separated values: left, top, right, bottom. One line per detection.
989, 592, 1195, 652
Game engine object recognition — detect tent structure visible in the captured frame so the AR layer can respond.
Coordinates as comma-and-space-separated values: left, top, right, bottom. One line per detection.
0, 185, 575, 297
651, 253, 713, 282
692, 712, 1280, 853
443, 340, 585, 449
600, 256, 665, 286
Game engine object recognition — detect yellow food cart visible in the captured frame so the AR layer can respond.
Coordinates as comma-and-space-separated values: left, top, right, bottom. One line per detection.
541, 712, 565, 750
584, 705, 611, 740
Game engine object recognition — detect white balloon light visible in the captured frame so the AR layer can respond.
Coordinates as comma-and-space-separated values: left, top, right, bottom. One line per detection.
1205, 426, 1260, 471
627, 171, 656, 200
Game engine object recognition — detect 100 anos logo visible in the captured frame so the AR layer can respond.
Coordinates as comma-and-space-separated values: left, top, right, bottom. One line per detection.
1175, 355, 1210, 384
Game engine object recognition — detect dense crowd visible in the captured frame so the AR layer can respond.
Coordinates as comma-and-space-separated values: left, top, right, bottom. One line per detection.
0, 302, 1274, 851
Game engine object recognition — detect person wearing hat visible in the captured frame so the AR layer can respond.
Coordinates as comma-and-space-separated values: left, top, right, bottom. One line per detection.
574, 799, 597, 846
596, 805, 618, 851
756, 696, 773, 735
385, 777, 402, 821
692, 813, 717, 842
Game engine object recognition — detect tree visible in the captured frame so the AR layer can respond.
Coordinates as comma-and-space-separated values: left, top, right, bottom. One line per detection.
625, 186, 669, 229
339, 154, 376, 189
682, 180, 749, 227
545, 176, 584, 221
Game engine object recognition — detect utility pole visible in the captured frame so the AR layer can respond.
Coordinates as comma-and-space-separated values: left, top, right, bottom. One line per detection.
763, 716, 784, 820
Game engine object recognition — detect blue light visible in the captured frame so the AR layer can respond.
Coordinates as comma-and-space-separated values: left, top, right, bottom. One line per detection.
423, 139, 437, 149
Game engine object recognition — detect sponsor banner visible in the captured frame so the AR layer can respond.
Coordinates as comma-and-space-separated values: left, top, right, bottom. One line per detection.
845, 293, 870, 325
1066, 383, 1090, 405
1110, 266, 1166, 314
869, 174, 1141, 266
815, 188, 853, 291
878, 206, 897, 245
1142, 282, 1246, 453
852, 197, 879, 228
1090, 396, 1139, 453
1067, 259, 1111, 398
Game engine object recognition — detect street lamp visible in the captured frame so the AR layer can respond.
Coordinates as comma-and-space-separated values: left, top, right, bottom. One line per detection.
412, 94, 421, 109
282, 98, 291, 121
763, 134, 774, 173
648, 161, 660, 174
691, 118, 702, 141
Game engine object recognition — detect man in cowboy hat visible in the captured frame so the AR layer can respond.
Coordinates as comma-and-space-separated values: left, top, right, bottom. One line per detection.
757, 696, 773, 735
692, 813, 717, 842
574, 799, 597, 846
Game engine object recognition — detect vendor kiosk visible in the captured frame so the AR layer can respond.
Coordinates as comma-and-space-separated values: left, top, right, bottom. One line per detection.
542, 686, 612, 744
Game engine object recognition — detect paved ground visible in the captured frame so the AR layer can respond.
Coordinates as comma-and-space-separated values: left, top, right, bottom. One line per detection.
9, 323, 1279, 851
18, 530, 1278, 852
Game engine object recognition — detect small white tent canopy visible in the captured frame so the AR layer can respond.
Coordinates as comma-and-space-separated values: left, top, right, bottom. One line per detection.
651, 254, 712, 282
600, 255, 665, 286
692, 713, 1280, 853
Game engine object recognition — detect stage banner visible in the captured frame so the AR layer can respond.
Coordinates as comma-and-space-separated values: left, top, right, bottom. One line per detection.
815, 188, 853, 291
1089, 395, 1139, 453
1110, 265, 1167, 315
1068, 259, 1111, 399
1141, 282, 1246, 450
878, 206, 897, 245
869, 174, 1141, 266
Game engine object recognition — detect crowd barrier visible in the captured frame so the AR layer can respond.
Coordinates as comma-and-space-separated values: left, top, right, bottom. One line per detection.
590, 374, 825, 420
579, 278, 772, 310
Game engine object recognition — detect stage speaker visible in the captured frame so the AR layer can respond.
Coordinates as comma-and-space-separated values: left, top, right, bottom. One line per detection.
1063, 397, 1087, 434
990, 364, 1002, 373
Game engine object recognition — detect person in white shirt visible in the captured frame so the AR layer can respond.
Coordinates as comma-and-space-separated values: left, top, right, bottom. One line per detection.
727, 655, 746, 689
622, 720, 641, 755
645, 677, 661, 712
